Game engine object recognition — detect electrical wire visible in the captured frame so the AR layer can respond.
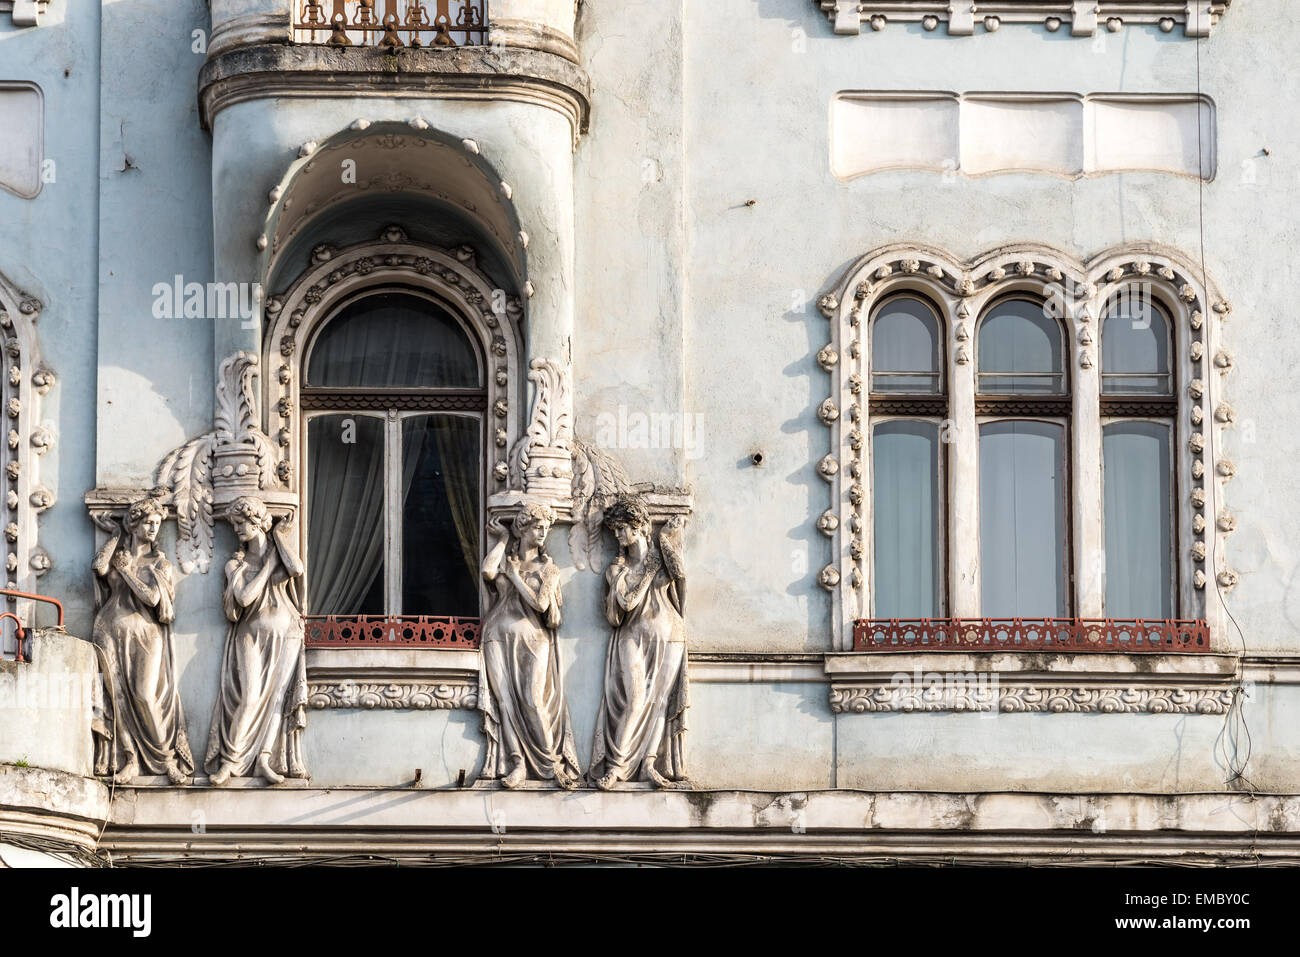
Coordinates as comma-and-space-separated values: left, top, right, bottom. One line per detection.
1194, 22, 1257, 797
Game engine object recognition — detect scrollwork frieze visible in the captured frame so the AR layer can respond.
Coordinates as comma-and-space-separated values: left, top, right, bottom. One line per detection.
307, 680, 479, 711
830, 685, 1235, 715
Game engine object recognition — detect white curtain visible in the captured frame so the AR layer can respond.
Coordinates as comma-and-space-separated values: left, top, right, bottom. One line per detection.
1103, 421, 1172, 617
1101, 308, 1171, 395
977, 300, 1064, 394
307, 292, 480, 389
872, 297, 941, 392
400, 414, 481, 615
307, 414, 386, 615
979, 420, 1067, 618
872, 420, 941, 618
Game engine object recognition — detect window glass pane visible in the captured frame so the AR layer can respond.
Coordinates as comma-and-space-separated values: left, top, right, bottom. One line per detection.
308, 292, 481, 388
401, 415, 482, 616
872, 420, 942, 617
979, 420, 1068, 617
1102, 298, 1172, 395
307, 414, 386, 615
871, 297, 941, 393
1103, 421, 1173, 618
977, 299, 1065, 394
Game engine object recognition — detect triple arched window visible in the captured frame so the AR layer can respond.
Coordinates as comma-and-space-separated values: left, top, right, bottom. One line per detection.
867, 291, 1177, 623
823, 247, 1226, 650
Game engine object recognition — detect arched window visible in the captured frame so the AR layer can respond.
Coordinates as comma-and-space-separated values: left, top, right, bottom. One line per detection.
1101, 296, 1176, 617
976, 297, 1070, 618
869, 295, 945, 618
302, 289, 485, 619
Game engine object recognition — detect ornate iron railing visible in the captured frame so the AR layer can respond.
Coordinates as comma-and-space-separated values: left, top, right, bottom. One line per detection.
853, 618, 1212, 654
293, 0, 488, 48
305, 615, 481, 648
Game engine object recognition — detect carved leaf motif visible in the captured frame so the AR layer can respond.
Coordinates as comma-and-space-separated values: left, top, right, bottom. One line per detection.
213, 352, 261, 444
154, 433, 215, 574
524, 359, 572, 453
568, 439, 632, 572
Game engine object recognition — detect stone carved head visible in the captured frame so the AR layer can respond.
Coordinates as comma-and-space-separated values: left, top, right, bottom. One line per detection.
228, 496, 274, 551
125, 494, 169, 546
603, 494, 652, 553
511, 502, 557, 554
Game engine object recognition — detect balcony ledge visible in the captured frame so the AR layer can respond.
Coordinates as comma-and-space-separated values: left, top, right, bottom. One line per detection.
827, 650, 1244, 714
197, 43, 592, 144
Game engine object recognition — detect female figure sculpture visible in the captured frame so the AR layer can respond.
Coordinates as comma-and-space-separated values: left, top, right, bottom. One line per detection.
477, 503, 582, 789
90, 494, 193, 785
205, 496, 309, 786
590, 496, 689, 790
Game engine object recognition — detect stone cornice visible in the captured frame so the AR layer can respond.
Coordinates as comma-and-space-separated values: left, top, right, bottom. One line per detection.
197, 44, 591, 145
100, 788, 1300, 864
816, 2, 1231, 38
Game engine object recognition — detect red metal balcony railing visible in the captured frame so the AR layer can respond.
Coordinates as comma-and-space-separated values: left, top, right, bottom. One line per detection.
294, 1, 488, 48
853, 618, 1212, 654
305, 614, 481, 648
0, 587, 65, 663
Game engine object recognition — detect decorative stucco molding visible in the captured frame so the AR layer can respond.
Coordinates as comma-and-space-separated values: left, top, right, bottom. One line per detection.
826, 651, 1240, 714
816, 244, 1232, 651
514, 358, 574, 509
0, 270, 51, 593
816, 2, 1230, 38
308, 680, 478, 711
264, 227, 525, 539
0, 1, 48, 28
153, 352, 284, 574
197, 44, 592, 145
830, 685, 1235, 714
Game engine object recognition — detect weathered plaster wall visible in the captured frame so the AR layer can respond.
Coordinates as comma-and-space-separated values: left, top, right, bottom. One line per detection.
0, 632, 95, 777
0, 4, 101, 633
666, 0, 1298, 655
2, 0, 1296, 798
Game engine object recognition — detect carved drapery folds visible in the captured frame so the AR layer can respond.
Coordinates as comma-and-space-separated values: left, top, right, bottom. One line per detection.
89, 494, 194, 786
590, 496, 690, 790
476, 502, 582, 789
816, 244, 1233, 650
206, 495, 309, 786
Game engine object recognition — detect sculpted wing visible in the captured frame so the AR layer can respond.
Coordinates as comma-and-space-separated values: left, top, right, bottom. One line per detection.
568, 439, 632, 572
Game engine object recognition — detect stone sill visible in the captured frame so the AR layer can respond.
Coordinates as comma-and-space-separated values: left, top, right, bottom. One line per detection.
827, 651, 1243, 714
827, 651, 1240, 682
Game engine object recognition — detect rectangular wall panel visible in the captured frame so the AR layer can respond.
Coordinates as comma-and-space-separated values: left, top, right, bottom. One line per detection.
831, 91, 1215, 180
0, 82, 43, 199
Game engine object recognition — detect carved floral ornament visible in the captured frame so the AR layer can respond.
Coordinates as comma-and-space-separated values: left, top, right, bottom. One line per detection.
0, 269, 54, 590
814, 244, 1235, 651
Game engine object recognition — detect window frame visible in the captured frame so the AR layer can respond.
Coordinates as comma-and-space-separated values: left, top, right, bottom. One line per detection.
262, 232, 526, 640
818, 246, 1232, 651
865, 292, 949, 619
299, 286, 489, 618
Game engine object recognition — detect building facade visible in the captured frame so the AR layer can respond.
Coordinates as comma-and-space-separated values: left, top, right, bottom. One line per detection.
1, 0, 1298, 865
